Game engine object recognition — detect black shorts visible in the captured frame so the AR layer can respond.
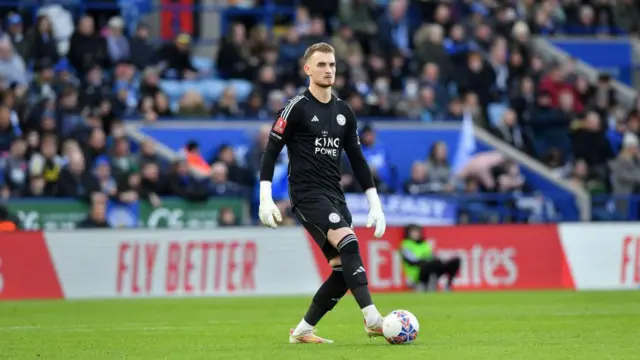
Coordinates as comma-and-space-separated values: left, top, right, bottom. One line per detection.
293, 196, 353, 262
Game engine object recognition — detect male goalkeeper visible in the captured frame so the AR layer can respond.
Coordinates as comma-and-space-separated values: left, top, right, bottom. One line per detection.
258, 42, 387, 344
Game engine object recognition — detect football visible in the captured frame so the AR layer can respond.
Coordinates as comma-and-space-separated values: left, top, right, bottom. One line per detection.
382, 310, 420, 345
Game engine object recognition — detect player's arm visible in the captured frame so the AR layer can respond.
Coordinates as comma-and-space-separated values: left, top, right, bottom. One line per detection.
258, 98, 304, 228
342, 103, 386, 237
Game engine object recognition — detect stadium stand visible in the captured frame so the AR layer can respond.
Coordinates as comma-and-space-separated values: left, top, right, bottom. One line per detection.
1, 0, 640, 228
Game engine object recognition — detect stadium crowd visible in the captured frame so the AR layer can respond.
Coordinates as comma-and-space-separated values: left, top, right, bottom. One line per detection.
0, 0, 639, 226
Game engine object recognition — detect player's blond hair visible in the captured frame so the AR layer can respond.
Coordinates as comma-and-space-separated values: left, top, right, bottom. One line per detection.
303, 42, 335, 63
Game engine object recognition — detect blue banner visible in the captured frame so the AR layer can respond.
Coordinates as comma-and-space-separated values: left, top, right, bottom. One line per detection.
549, 39, 634, 85
345, 194, 457, 226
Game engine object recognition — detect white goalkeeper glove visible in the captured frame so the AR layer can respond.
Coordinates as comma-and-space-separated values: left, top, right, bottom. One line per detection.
365, 188, 386, 238
259, 181, 282, 229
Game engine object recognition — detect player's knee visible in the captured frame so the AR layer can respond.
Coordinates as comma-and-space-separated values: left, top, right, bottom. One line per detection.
336, 233, 359, 254
327, 227, 353, 248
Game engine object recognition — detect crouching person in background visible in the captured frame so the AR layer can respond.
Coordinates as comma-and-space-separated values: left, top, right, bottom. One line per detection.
400, 224, 461, 292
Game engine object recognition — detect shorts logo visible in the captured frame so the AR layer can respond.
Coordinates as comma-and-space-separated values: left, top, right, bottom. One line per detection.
329, 213, 341, 223
336, 114, 346, 126
273, 117, 287, 134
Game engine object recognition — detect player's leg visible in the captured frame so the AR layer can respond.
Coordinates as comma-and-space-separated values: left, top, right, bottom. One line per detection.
289, 203, 346, 344
327, 202, 384, 336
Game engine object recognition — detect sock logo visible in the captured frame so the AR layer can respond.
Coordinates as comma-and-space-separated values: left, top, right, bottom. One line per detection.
352, 266, 366, 276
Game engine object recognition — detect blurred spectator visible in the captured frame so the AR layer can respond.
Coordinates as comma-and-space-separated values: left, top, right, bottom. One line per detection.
109, 136, 138, 182
209, 161, 243, 196
167, 156, 208, 201
0, 105, 18, 151
0, 35, 28, 87
615, 0, 640, 34
6, 13, 28, 62
218, 207, 239, 227
359, 124, 392, 190
77, 198, 109, 228
28, 14, 60, 66
68, 16, 109, 76
610, 133, 640, 196
139, 162, 164, 207
403, 161, 430, 195
129, 23, 155, 70
571, 111, 614, 183
57, 150, 100, 201
216, 23, 252, 80
212, 87, 242, 119
29, 132, 63, 193
212, 144, 254, 188
490, 107, 534, 155
0, 137, 28, 197
425, 141, 453, 192
157, 33, 198, 80
105, 17, 129, 64
184, 140, 210, 175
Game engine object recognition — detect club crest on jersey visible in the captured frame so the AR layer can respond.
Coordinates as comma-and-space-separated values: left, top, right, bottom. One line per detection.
273, 117, 287, 134
336, 114, 346, 126
329, 213, 341, 223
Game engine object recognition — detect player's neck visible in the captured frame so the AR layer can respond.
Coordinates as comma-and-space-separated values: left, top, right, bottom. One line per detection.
308, 84, 332, 104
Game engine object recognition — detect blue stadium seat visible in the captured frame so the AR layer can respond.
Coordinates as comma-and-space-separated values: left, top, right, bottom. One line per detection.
198, 79, 226, 102
159, 80, 185, 101
192, 56, 215, 74
227, 79, 253, 101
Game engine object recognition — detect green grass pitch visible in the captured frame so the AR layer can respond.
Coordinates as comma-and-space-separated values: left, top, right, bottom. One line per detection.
0, 291, 638, 359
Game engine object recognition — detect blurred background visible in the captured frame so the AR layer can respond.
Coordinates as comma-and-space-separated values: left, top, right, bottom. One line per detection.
0, 0, 639, 230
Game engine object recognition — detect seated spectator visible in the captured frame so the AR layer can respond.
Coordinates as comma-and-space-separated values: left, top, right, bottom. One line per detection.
105, 16, 130, 65
610, 133, 640, 196
0, 137, 28, 197
490, 107, 534, 155
218, 207, 239, 227
28, 14, 60, 66
209, 161, 243, 197
167, 156, 208, 201
0, 35, 27, 87
0, 105, 18, 152
211, 87, 242, 119
216, 23, 252, 80
29, 132, 63, 193
94, 156, 118, 199
403, 161, 430, 195
129, 23, 155, 70
497, 160, 529, 194
57, 150, 100, 201
425, 141, 453, 192
6, 13, 28, 62
177, 90, 208, 116
67, 16, 108, 77
212, 144, 254, 188
22, 175, 52, 197
139, 162, 165, 207
109, 137, 138, 183
77, 198, 110, 228
136, 139, 163, 170
571, 111, 614, 184
157, 33, 198, 80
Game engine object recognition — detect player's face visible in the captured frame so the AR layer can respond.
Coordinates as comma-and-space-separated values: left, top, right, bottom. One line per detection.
305, 51, 336, 88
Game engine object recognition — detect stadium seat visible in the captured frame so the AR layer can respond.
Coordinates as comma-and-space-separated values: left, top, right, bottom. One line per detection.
198, 79, 227, 102
226, 79, 253, 101
192, 56, 215, 74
